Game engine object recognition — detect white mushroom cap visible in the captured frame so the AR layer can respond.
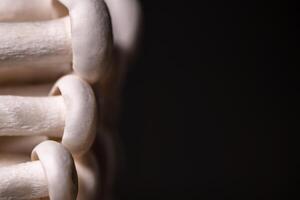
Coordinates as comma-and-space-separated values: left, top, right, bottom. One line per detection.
50, 75, 97, 156
0, 141, 78, 200
57, 0, 113, 83
0, 75, 97, 156
31, 140, 78, 200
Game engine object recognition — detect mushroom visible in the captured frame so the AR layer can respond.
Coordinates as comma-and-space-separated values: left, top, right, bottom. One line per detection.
0, 0, 113, 84
0, 75, 97, 156
0, 140, 78, 200
0, 0, 141, 84
0, 150, 100, 200
0, 1, 143, 199
0, 0, 141, 60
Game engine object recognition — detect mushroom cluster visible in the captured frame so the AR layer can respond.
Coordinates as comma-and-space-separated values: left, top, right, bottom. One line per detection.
0, 0, 142, 199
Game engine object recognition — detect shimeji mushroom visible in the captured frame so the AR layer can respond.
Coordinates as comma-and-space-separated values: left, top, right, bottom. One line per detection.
0, 0, 141, 84
0, 75, 97, 156
0, 0, 113, 84
0, 0, 142, 199
0, 151, 100, 200
0, 141, 78, 200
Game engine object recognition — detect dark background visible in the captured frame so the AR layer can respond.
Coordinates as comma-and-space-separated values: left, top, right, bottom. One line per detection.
116, 1, 296, 199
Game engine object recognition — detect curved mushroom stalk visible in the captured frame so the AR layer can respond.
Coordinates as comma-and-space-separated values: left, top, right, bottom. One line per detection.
0, 75, 97, 156
0, 141, 78, 200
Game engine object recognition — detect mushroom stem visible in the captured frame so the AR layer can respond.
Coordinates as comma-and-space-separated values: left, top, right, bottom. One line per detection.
0, 161, 49, 199
0, 17, 72, 83
0, 96, 65, 137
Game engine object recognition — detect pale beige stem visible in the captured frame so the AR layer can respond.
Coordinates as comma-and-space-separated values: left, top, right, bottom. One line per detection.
0, 0, 141, 57
0, 17, 72, 83
0, 96, 65, 137
0, 161, 48, 199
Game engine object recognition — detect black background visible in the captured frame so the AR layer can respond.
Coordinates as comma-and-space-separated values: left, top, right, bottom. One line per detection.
115, 1, 296, 199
